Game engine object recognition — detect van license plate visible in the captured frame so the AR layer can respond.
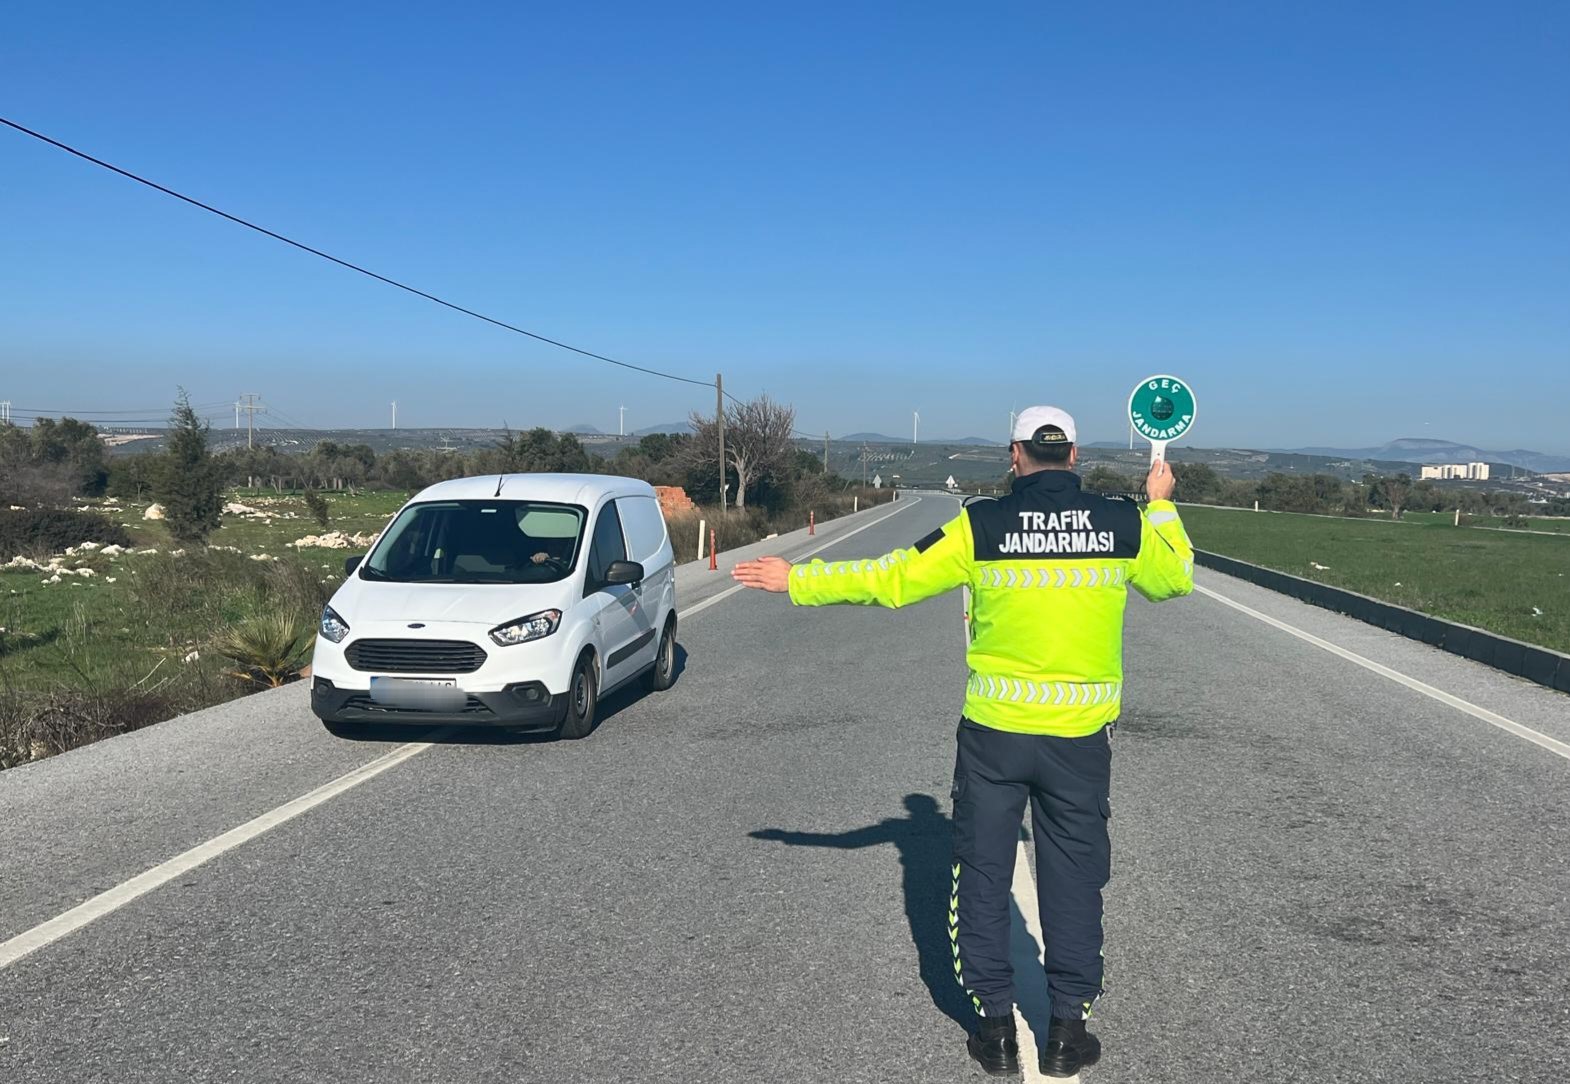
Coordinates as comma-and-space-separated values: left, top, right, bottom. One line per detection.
370, 676, 462, 709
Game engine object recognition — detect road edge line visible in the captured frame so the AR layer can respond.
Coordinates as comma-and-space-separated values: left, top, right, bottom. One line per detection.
1195, 584, 1570, 764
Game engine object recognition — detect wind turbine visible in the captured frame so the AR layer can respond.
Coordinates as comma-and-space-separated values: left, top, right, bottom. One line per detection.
619, 405, 626, 437
913, 411, 920, 445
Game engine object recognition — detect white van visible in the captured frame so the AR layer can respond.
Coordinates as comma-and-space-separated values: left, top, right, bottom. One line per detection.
310, 473, 677, 739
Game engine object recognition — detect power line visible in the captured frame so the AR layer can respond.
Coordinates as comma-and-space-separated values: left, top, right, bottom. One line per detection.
1, 116, 715, 391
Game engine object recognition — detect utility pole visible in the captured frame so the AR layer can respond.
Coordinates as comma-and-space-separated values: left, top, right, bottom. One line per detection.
238, 393, 263, 450
716, 373, 727, 515
391, 401, 398, 429
823, 431, 830, 474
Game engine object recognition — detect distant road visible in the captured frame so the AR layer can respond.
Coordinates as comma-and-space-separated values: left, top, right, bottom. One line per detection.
3, 494, 1568, 1083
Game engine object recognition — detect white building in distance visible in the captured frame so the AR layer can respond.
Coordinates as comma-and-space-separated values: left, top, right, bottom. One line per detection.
1420, 462, 1491, 481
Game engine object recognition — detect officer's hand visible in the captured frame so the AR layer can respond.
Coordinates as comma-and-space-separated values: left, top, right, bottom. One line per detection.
1146, 458, 1176, 502
732, 556, 793, 592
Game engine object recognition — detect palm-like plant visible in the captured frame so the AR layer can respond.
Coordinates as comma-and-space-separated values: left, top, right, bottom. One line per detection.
214, 611, 314, 688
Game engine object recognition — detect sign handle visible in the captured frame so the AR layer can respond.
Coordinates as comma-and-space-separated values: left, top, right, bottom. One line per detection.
1148, 439, 1169, 466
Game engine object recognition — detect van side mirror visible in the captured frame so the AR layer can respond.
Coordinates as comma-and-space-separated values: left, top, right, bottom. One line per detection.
344, 555, 364, 576
604, 560, 644, 586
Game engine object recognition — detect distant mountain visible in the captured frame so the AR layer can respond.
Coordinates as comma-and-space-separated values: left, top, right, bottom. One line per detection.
631, 422, 690, 436
1278, 438, 1570, 473
563, 423, 604, 435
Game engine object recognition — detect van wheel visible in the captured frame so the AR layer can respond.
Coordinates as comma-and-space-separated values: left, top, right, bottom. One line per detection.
643, 617, 677, 692
557, 653, 599, 740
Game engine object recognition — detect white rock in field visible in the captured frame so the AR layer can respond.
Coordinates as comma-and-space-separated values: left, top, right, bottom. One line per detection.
143, 504, 165, 521
78, 541, 101, 551
1310, 561, 1331, 571
250, 553, 276, 562
169, 549, 186, 558
1533, 606, 1545, 617
100, 544, 125, 557
224, 502, 260, 515
137, 548, 159, 555
106, 577, 117, 583
44, 574, 61, 584
7, 505, 25, 511
75, 568, 96, 578
182, 650, 200, 663
209, 545, 241, 553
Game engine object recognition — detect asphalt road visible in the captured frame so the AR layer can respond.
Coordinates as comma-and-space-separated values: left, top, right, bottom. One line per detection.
3, 493, 1568, 1083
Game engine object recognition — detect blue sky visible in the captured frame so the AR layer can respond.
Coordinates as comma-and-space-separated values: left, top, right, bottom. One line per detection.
3, 2, 1566, 451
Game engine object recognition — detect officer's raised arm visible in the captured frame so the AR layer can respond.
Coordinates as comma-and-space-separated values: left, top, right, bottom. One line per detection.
732, 513, 973, 609
1128, 459, 1195, 603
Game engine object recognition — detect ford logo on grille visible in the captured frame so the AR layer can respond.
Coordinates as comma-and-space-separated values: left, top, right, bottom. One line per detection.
407, 623, 425, 628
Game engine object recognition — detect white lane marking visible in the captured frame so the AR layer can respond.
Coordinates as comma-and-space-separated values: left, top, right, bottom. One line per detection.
0, 738, 439, 970
680, 496, 929, 620
1196, 584, 1570, 763
1011, 839, 1056, 1083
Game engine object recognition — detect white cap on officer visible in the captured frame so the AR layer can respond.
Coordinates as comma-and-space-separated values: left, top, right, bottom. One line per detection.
1011, 406, 1076, 446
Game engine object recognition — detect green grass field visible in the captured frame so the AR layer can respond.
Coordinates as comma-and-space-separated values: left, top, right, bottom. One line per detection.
1, 491, 409, 691
1181, 505, 1570, 654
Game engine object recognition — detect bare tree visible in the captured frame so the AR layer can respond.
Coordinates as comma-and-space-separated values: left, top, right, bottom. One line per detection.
683, 394, 797, 510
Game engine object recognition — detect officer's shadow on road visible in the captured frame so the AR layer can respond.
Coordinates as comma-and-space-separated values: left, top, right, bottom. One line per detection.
749, 795, 1052, 1041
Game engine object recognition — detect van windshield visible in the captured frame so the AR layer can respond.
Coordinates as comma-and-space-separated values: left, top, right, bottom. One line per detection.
361, 500, 586, 585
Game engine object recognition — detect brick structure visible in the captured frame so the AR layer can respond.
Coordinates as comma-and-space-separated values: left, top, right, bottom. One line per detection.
654, 486, 697, 517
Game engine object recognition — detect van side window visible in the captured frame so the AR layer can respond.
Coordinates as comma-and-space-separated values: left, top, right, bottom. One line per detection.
615, 496, 668, 564
585, 502, 628, 592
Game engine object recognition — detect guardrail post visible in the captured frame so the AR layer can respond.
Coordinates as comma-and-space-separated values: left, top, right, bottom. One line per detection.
709, 528, 718, 571
697, 518, 707, 560
809, 510, 815, 535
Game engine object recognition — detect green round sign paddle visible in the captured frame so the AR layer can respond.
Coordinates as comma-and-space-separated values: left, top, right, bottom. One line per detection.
1128, 375, 1197, 461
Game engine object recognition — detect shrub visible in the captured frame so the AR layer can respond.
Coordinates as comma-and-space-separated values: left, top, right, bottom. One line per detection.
0, 687, 181, 770
0, 508, 133, 558
213, 611, 314, 688
303, 489, 331, 529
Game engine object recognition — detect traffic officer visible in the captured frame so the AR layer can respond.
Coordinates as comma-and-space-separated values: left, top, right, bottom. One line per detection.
732, 406, 1194, 1077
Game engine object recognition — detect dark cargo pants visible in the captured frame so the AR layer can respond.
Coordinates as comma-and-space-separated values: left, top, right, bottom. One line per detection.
948, 717, 1112, 1021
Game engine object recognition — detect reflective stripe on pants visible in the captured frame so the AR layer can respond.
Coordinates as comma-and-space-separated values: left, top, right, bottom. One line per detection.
950, 717, 1112, 1021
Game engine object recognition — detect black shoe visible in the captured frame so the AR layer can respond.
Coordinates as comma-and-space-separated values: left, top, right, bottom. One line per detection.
966, 1015, 1021, 1076
1039, 1017, 1100, 1078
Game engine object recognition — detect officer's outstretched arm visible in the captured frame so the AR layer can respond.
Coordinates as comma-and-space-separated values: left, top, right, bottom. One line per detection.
1128, 500, 1195, 602
784, 513, 973, 609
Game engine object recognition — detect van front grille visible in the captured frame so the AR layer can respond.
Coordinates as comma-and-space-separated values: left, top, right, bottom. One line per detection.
344, 639, 487, 674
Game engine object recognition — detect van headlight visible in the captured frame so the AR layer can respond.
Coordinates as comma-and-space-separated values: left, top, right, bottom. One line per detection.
489, 609, 562, 647
320, 605, 351, 644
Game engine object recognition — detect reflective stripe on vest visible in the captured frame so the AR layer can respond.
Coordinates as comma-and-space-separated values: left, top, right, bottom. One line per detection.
966, 672, 1123, 707
976, 565, 1126, 589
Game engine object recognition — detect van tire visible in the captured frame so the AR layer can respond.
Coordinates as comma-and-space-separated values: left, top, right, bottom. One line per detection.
643, 616, 677, 693
557, 652, 599, 740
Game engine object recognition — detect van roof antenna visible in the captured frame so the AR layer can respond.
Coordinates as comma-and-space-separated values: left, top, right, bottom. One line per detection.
494, 473, 506, 498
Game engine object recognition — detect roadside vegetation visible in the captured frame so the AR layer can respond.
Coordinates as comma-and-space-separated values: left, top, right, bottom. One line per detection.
1181, 505, 1570, 654
1078, 461, 1570, 521
0, 393, 880, 768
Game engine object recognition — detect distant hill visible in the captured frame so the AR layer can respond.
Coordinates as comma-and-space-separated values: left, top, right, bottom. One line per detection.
632, 422, 690, 436
839, 433, 1001, 446
563, 423, 604, 435
1279, 438, 1570, 473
